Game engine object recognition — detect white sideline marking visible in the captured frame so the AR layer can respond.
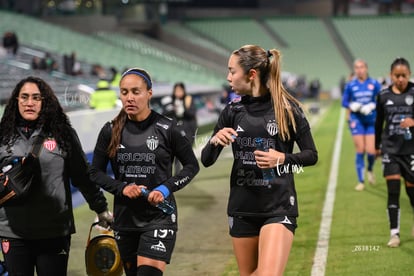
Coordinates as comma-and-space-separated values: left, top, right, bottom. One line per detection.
311, 108, 345, 276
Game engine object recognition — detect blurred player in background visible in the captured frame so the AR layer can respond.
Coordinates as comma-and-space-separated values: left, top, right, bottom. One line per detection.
375, 57, 414, 247
342, 59, 382, 191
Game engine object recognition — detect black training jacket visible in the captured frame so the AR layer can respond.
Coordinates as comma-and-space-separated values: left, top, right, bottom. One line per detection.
91, 111, 199, 231
0, 128, 108, 239
201, 94, 317, 218
375, 82, 414, 155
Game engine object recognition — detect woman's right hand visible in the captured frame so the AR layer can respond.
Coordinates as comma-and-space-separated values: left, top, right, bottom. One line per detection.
122, 184, 146, 199
210, 128, 237, 147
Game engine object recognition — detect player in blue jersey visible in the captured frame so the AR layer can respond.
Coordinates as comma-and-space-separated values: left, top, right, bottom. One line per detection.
342, 59, 382, 191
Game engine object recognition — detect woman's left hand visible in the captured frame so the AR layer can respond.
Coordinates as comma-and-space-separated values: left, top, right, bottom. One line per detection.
254, 149, 285, 168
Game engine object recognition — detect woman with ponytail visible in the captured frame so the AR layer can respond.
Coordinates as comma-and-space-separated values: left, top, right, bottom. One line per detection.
90, 68, 199, 275
201, 45, 318, 275
375, 57, 414, 248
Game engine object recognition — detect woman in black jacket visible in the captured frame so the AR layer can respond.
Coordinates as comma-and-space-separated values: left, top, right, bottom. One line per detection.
90, 68, 199, 276
201, 45, 318, 276
375, 57, 414, 248
163, 82, 197, 174
0, 76, 112, 276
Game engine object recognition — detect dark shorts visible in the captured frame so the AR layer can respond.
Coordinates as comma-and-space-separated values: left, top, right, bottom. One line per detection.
115, 228, 176, 265
382, 153, 414, 183
228, 215, 297, 237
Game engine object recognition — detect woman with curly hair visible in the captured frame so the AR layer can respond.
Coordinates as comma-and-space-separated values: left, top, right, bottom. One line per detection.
0, 76, 112, 275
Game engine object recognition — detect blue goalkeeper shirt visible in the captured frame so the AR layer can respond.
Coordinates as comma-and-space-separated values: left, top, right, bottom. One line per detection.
342, 77, 381, 124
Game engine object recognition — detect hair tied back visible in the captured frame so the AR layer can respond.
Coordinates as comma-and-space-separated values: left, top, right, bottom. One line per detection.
267, 50, 273, 58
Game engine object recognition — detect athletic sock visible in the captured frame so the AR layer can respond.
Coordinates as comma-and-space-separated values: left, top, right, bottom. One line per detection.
356, 153, 365, 183
387, 179, 401, 232
390, 228, 400, 237
367, 153, 375, 172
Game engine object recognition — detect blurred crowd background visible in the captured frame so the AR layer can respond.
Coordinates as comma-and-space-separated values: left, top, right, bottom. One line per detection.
1, 0, 414, 126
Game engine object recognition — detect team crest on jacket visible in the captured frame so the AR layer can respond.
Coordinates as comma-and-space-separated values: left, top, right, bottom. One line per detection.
405, 95, 413, 106
266, 120, 278, 136
290, 196, 295, 206
43, 139, 57, 151
146, 136, 159, 151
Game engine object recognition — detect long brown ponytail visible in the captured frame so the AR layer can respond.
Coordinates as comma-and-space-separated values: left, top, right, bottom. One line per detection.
107, 109, 127, 158
232, 45, 302, 141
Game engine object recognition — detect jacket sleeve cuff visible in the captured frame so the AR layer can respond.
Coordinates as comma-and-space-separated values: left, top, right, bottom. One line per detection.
154, 184, 170, 198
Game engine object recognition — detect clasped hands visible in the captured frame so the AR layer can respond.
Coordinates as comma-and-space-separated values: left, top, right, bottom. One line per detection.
349, 102, 375, 115
122, 183, 165, 204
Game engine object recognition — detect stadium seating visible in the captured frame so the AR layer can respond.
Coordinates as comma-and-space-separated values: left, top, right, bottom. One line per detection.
184, 17, 349, 90
185, 17, 278, 52
264, 17, 349, 90
332, 15, 414, 80
162, 22, 230, 57
93, 31, 223, 86
0, 59, 89, 110
2, 10, 414, 95
0, 10, 223, 87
